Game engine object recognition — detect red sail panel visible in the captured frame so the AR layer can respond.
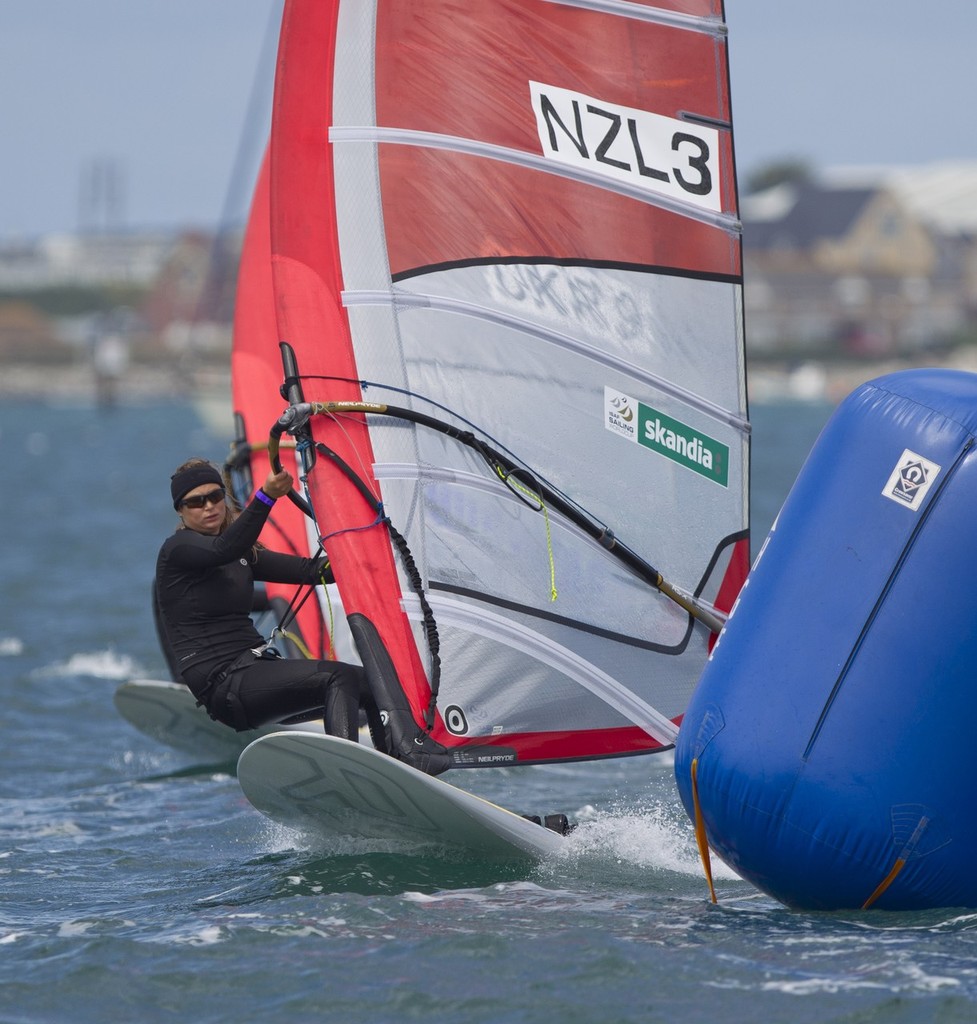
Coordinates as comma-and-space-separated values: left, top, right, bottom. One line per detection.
231, 150, 327, 659
374, 0, 738, 278
379, 149, 739, 279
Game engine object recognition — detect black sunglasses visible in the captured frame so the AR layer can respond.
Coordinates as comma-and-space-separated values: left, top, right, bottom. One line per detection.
180, 487, 226, 510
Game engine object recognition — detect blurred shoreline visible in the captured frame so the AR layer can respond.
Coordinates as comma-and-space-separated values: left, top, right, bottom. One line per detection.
3, 346, 977, 411
0, 360, 183, 400
0, 360, 234, 437
748, 344, 977, 404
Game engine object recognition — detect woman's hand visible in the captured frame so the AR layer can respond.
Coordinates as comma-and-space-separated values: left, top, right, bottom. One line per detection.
262, 468, 293, 499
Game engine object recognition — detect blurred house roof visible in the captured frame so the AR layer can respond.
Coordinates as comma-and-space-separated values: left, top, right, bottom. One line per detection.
743, 182, 876, 250
882, 163, 977, 234
743, 161, 977, 247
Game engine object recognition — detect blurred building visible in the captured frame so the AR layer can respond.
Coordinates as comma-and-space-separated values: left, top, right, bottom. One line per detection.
0, 227, 240, 368
742, 162, 977, 358
5, 161, 977, 373
0, 231, 174, 290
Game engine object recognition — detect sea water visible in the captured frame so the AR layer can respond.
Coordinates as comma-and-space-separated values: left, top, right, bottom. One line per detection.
2, 394, 976, 1023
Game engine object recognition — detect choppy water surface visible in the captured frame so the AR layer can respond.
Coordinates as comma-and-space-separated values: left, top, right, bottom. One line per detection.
3, 395, 976, 1023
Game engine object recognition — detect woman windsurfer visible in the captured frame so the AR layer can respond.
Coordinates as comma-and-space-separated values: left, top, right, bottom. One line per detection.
155, 457, 385, 747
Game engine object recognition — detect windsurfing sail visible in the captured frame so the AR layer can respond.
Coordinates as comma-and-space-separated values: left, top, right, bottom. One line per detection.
229, 150, 350, 662
266, 0, 749, 767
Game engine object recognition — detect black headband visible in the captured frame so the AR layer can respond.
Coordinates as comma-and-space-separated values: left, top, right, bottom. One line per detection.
171, 464, 224, 509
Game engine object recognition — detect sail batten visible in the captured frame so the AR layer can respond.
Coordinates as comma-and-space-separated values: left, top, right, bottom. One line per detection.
330, 126, 741, 234
404, 593, 681, 745
334, 294, 750, 434
423, 585, 696, 656
541, 0, 726, 37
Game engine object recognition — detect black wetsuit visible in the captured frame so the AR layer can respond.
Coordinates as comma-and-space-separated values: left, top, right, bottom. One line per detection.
155, 495, 377, 742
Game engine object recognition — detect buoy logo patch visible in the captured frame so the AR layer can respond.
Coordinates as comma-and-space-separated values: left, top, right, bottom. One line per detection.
882, 449, 940, 510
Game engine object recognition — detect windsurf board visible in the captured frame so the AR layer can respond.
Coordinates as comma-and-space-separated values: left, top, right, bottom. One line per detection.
114, 678, 317, 762
237, 731, 567, 859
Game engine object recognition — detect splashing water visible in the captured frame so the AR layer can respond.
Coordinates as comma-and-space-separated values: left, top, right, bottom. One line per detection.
562, 800, 740, 881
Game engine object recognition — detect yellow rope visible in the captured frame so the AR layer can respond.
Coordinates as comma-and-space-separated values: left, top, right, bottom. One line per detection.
276, 628, 312, 660
267, 565, 338, 661
540, 502, 558, 602
319, 568, 338, 660
496, 468, 558, 602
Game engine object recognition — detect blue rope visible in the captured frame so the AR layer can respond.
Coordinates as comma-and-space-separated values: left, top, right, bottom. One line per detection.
318, 507, 389, 546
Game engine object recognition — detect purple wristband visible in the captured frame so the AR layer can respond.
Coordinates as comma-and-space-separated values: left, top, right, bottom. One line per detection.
255, 489, 276, 507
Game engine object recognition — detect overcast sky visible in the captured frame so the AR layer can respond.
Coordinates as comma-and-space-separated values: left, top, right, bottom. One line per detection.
3, 1, 976, 239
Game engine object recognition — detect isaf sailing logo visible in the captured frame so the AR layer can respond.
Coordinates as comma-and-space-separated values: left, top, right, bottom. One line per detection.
882, 448, 941, 510
605, 390, 636, 439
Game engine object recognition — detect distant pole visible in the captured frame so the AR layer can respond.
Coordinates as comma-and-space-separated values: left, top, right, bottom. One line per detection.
78, 157, 127, 234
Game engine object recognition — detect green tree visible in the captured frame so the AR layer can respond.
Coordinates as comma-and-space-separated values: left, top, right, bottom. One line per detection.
743, 158, 814, 195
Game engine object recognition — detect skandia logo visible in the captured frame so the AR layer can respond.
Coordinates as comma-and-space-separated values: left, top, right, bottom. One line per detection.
604, 389, 729, 487
641, 411, 727, 485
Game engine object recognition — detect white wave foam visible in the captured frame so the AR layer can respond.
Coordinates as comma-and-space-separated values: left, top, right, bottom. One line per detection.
164, 925, 226, 946
754, 960, 962, 997
58, 920, 96, 937
407, 880, 548, 903
35, 649, 144, 681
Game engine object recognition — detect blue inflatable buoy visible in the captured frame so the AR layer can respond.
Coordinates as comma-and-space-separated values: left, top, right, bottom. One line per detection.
675, 369, 977, 911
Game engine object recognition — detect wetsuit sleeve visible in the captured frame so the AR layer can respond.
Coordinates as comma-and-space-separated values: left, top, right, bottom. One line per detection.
163, 499, 273, 569
253, 550, 333, 585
